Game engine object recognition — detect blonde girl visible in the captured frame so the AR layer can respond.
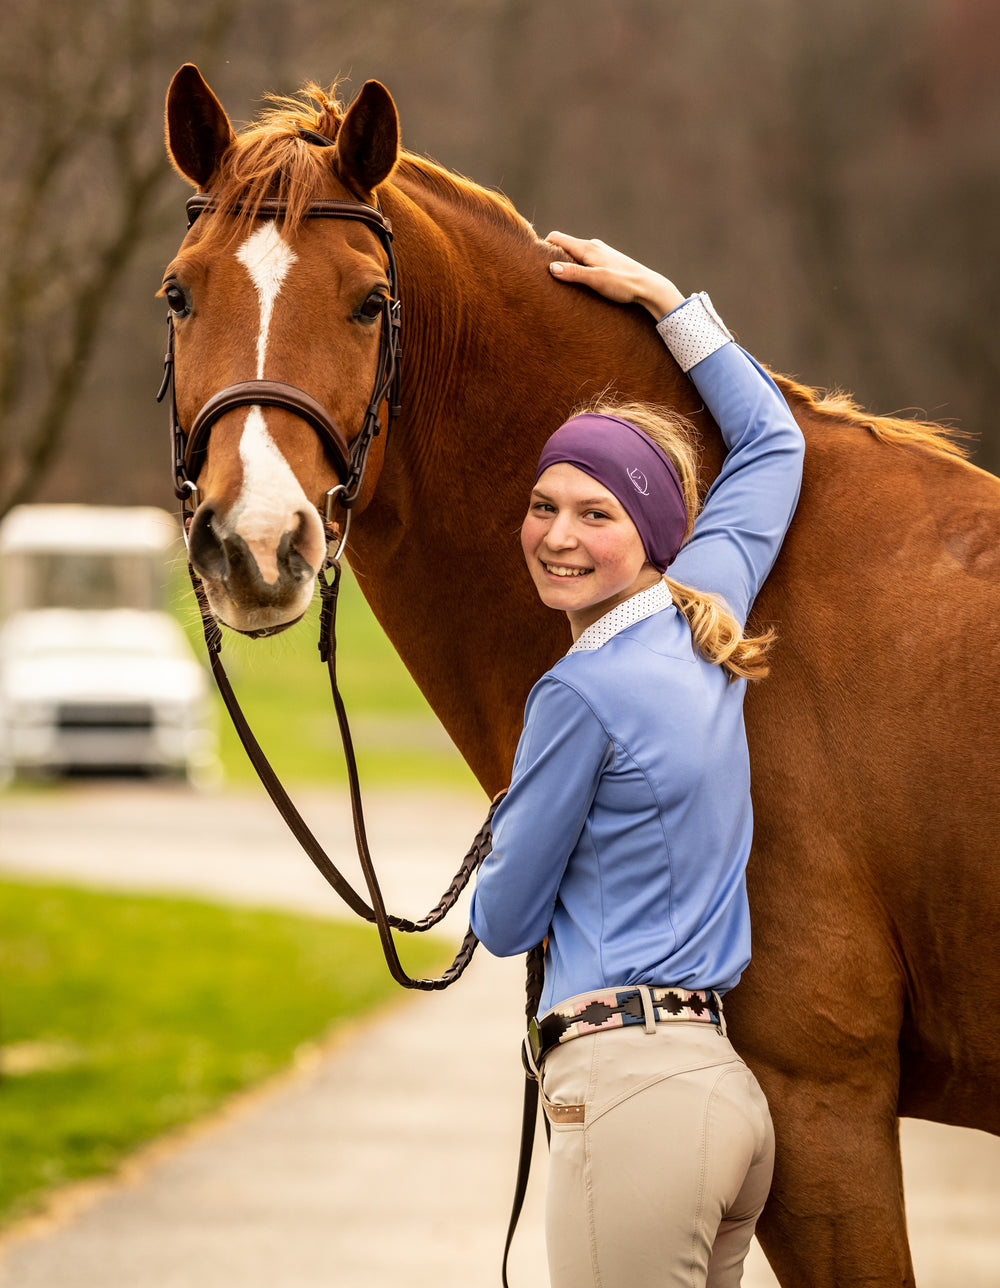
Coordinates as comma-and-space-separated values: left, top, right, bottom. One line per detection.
471, 234, 805, 1288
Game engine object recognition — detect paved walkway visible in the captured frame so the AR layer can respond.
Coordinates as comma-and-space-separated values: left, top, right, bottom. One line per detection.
0, 783, 997, 1286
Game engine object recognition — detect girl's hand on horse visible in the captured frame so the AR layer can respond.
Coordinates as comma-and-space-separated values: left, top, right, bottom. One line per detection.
545, 232, 686, 321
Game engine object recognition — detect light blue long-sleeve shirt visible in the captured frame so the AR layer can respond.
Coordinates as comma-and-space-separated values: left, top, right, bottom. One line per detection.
470, 316, 805, 1014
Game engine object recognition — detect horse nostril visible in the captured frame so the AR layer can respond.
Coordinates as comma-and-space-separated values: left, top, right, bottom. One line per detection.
289, 508, 327, 574
188, 506, 227, 580
278, 527, 317, 584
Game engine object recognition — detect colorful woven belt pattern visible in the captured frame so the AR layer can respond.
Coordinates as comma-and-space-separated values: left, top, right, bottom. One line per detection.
535, 985, 721, 1062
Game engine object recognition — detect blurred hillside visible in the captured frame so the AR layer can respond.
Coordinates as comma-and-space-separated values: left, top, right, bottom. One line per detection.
2, 0, 998, 516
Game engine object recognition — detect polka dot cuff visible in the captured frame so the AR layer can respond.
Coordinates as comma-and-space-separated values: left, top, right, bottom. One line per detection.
656, 292, 733, 373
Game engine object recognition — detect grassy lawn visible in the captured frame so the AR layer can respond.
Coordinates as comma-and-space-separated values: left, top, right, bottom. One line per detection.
0, 543, 479, 1229
170, 559, 481, 792
0, 877, 446, 1228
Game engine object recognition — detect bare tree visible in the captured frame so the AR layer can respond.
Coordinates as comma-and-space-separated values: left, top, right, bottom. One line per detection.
0, 0, 241, 518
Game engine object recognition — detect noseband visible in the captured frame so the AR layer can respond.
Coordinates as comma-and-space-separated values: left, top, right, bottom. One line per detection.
157, 189, 403, 548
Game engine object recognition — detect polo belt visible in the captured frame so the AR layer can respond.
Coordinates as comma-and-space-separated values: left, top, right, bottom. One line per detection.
522, 985, 723, 1077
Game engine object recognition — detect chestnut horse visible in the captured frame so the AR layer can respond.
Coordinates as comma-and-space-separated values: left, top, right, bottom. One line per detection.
162, 64, 1000, 1286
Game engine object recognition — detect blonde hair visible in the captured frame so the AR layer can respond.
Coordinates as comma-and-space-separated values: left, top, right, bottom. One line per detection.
581, 397, 775, 682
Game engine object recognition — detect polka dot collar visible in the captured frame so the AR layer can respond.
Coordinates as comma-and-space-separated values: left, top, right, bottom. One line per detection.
568, 580, 675, 653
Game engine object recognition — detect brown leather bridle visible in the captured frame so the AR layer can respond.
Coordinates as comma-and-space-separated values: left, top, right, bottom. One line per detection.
157, 191, 402, 550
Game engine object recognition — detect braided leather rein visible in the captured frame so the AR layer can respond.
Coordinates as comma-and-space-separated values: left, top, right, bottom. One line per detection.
190, 555, 500, 990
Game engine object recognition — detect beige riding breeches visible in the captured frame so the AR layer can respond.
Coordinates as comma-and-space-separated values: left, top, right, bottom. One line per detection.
540, 1020, 774, 1288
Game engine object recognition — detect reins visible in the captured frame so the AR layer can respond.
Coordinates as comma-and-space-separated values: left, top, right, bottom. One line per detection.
189, 552, 498, 989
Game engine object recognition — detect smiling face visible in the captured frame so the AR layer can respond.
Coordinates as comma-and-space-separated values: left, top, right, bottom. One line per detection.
520, 462, 663, 639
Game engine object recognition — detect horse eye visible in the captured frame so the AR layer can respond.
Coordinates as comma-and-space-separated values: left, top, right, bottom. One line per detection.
164, 283, 189, 317
356, 291, 387, 324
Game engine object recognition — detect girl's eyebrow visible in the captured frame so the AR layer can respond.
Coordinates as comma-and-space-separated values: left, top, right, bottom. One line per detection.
530, 487, 618, 509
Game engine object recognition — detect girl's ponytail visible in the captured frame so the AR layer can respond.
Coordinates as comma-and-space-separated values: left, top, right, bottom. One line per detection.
663, 576, 773, 681
581, 397, 776, 682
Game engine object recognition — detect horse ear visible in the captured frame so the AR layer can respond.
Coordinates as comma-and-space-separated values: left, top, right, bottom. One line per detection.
165, 63, 236, 189
334, 80, 399, 194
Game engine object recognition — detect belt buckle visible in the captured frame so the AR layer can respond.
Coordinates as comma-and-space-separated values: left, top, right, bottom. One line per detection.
522, 1016, 543, 1079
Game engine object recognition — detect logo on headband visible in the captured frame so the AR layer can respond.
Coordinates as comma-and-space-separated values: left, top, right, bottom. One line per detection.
627, 467, 650, 496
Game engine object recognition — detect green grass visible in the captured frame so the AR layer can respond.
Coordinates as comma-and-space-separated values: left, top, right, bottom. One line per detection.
170, 560, 481, 792
0, 877, 447, 1228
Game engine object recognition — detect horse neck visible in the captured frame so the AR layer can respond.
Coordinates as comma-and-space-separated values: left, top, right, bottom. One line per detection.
347, 174, 704, 791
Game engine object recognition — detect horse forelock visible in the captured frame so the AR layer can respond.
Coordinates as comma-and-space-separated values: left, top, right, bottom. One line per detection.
198, 81, 354, 240
774, 372, 970, 463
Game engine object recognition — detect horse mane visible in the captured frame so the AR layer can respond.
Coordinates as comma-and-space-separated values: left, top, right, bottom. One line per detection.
207, 83, 969, 465
391, 154, 539, 246
773, 372, 970, 462
205, 80, 538, 249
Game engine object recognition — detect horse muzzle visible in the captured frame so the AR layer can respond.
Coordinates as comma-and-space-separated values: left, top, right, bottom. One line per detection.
187, 503, 323, 635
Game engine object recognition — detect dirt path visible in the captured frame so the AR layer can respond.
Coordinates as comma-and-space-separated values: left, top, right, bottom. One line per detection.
0, 782, 997, 1285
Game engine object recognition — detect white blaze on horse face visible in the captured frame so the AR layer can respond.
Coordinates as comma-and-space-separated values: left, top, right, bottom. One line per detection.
234, 407, 313, 586
236, 222, 298, 378
227, 224, 322, 596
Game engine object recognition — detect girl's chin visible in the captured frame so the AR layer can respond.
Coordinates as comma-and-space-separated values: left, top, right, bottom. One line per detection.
536, 587, 605, 616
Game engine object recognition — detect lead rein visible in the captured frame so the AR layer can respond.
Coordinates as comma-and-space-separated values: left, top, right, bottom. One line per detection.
190, 558, 504, 991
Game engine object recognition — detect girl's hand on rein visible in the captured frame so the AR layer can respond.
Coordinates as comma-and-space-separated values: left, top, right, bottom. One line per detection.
545, 231, 685, 321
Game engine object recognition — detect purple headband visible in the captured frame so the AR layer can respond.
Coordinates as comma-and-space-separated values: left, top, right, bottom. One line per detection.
533, 414, 688, 571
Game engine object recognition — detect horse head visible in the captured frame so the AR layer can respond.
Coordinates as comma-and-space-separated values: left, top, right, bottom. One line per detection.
162, 65, 401, 636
